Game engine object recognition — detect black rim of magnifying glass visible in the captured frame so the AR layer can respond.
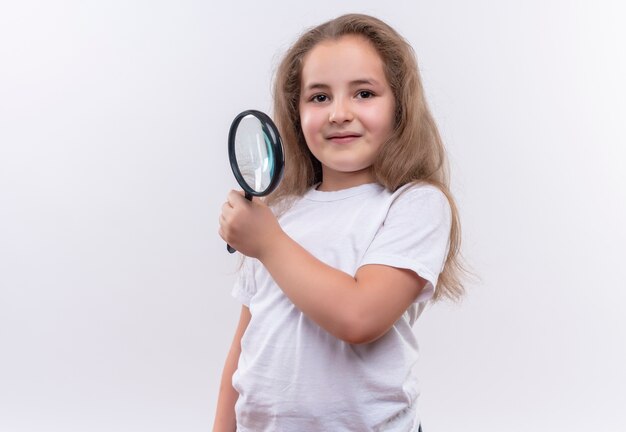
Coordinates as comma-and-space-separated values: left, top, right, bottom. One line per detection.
228, 109, 284, 198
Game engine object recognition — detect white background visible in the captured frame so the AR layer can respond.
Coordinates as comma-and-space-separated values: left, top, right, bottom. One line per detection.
1, 1, 625, 431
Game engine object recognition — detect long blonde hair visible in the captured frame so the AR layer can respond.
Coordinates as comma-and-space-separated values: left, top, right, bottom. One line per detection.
269, 14, 467, 301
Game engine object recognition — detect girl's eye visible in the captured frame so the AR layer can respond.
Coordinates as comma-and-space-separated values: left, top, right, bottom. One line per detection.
311, 94, 328, 103
357, 91, 374, 99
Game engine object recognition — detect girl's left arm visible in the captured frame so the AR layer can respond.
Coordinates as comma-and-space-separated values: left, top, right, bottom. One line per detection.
219, 191, 426, 345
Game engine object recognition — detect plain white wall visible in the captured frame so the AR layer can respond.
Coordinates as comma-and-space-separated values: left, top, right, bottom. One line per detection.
1, 1, 624, 431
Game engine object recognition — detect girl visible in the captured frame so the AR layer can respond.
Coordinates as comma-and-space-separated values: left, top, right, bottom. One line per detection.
214, 13, 465, 432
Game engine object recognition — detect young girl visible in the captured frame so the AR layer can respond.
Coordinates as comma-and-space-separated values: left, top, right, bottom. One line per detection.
214, 13, 464, 432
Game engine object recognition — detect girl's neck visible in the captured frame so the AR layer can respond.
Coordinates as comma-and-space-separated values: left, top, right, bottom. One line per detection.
316, 168, 376, 192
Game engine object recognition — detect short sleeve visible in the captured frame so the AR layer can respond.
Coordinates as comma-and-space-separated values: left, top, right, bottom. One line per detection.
231, 257, 258, 306
360, 185, 452, 303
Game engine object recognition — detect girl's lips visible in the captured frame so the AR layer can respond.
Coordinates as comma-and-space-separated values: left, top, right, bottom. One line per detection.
328, 135, 361, 144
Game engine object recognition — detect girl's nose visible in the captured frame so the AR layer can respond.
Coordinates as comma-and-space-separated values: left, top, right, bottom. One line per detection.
329, 99, 354, 124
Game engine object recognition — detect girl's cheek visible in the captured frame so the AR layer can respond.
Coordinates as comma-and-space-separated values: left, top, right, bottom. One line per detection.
299, 112, 316, 137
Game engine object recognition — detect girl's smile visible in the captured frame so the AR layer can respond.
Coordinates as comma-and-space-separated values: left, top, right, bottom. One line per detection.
326, 132, 362, 145
299, 34, 396, 191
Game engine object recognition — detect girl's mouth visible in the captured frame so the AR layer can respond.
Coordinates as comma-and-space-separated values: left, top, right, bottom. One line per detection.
327, 134, 362, 144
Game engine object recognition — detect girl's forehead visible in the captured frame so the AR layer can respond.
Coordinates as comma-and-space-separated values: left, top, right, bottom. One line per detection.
301, 35, 386, 86
304, 35, 381, 64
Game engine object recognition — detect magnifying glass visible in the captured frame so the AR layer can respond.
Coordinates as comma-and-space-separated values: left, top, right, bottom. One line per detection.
226, 109, 285, 254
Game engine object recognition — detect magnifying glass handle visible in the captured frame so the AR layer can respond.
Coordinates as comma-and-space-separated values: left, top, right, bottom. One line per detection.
226, 192, 253, 254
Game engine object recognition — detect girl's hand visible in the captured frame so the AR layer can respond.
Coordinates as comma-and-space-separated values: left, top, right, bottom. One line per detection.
218, 190, 283, 259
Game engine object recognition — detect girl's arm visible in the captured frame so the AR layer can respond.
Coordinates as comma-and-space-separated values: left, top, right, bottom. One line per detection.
219, 192, 426, 345
212, 305, 251, 432
260, 233, 425, 344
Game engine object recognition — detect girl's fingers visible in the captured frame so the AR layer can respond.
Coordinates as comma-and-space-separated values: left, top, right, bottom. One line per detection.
228, 189, 247, 205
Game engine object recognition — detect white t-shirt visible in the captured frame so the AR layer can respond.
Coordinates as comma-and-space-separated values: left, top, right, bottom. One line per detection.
231, 182, 451, 431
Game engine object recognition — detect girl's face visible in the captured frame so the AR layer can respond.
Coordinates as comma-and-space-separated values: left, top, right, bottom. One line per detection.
299, 35, 395, 191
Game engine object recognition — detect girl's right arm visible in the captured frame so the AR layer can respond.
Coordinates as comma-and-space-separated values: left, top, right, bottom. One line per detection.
212, 305, 251, 432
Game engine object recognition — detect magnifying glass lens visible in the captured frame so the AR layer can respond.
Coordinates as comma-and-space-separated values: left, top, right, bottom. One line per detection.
234, 115, 273, 193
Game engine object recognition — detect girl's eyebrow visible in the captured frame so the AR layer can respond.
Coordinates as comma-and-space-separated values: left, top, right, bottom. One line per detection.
303, 79, 380, 91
